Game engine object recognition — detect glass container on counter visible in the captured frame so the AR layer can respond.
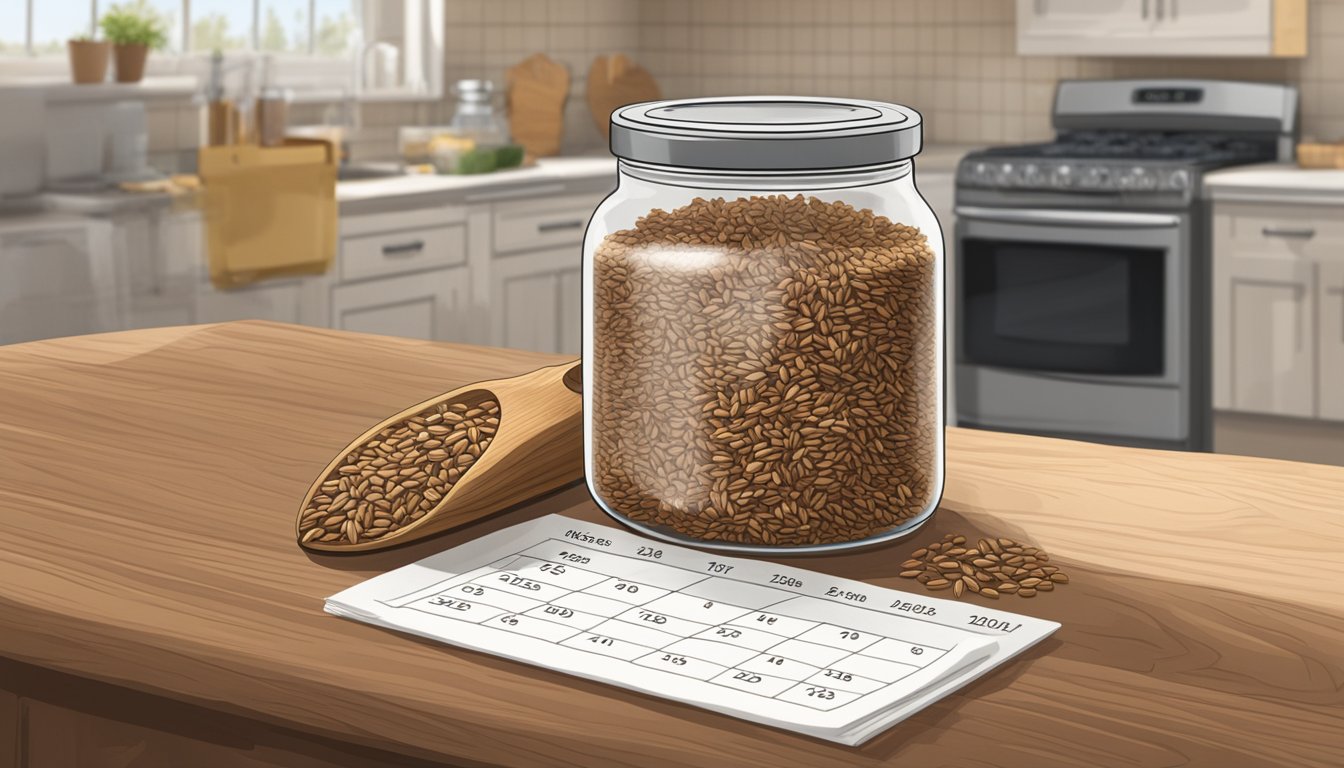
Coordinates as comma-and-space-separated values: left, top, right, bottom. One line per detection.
583, 97, 944, 553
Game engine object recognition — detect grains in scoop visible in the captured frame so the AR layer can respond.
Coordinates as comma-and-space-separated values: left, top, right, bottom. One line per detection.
299, 394, 500, 546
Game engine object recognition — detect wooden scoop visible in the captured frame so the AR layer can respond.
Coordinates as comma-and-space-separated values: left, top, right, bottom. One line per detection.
297, 361, 583, 552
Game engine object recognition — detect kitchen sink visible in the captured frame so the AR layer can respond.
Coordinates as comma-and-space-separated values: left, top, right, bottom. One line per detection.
336, 163, 406, 181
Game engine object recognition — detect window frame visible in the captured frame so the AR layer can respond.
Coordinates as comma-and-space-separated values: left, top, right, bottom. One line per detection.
0, 0, 442, 101
4, 0, 341, 57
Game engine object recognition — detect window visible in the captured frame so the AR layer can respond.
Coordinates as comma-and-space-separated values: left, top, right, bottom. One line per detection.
1, 0, 441, 100
0, 0, 355, 56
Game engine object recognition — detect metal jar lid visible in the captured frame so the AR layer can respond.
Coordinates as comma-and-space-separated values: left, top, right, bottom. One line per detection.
609, 96, 922, 171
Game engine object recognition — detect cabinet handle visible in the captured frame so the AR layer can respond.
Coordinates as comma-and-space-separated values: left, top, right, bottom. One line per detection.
382, 240, 426, 256
1261, 226, 1316, 239
537, 220, 585, 233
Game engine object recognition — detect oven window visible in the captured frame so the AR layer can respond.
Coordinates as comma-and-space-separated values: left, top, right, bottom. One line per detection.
962, 239, 1165, 375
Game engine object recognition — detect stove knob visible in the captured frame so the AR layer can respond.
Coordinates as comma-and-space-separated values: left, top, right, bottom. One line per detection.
1081, 166, 1105, 188
1022, 163, 1044, 187
1129, 167, 1155, 190
1050, 164, 1072, 188
1167, 168, 1191, 191
995, 163, 1015, 185
972, 162, 990, 183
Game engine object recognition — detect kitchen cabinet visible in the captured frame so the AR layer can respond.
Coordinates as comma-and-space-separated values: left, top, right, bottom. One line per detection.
331, 267, 470, 342
487, 194, 602, 355
1213, 254, 1315, 418
196, 278, 328, 326
1213, 201, 1344, 421
117, 208, 200, 331
338, 206, 468, 283
7, 172, 612, 351
0, 215, 120, 345
334, 192, 596, 351
489, 248, 582, 354
1017, 0, 1306, 57
1018, 0, 1150, 41
1318, 261, 1344, 422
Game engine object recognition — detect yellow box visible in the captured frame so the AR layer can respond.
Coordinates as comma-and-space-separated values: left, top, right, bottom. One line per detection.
198, 138, 338, 289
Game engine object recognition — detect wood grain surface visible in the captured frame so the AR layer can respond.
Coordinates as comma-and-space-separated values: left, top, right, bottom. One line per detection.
0, 321, 1340, 768
585, 54, 660, 140
506, 53, 569, 159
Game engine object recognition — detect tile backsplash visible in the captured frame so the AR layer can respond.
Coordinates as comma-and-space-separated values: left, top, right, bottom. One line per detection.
444, 0, 1344, 150
146, 0, 1344, 159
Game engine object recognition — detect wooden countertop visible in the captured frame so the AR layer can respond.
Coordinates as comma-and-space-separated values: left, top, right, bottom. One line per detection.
0, 321, 1340, 767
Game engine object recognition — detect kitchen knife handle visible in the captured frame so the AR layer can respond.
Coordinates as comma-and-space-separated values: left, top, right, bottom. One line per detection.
1261, 226, 1316, 239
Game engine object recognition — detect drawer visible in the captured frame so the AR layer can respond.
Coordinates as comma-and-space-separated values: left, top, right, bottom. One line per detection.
1215, 203, 1344, 260
340, 224, 466, 282
493, 197, 603, 255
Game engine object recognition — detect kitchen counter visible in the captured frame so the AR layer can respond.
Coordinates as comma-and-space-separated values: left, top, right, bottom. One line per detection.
334, 145, 979, 215
31, 145, 977, 220
1, 322, 1339, 767
336, 156, 617, 215
1206, 162, 1344, 204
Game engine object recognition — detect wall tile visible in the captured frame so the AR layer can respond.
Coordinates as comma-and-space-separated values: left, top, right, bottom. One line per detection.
245, 0, 1343, 162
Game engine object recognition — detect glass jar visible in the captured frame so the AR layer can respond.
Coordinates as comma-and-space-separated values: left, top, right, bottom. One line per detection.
583, 97, 943, 553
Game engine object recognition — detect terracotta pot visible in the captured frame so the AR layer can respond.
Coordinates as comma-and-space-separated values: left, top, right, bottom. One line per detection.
113, 44, 150, 83
67, 40, 110, 84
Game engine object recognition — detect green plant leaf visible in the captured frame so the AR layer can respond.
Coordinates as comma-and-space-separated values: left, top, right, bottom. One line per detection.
99, 0, 170, 50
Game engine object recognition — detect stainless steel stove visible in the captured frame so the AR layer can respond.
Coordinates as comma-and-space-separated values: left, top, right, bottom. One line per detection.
954, 79, 1297, 451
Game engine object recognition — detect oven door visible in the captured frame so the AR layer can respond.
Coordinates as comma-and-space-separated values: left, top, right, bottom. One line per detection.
955, 207, 1185, 386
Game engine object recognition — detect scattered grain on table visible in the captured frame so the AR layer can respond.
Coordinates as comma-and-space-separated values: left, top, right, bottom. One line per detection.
899, 534, 1069, 599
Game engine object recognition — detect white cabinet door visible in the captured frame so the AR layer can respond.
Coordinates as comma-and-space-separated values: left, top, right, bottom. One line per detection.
1318, 261, 1344, 422
489, 248, 581, 354
196, 280, 311, 326
0, 218, 119, 345
330, 267, 469, 342
1153, 0, 1269, 40
558, 268, 582, 356
1018, 0, 1149, 53
1214, 254, 1315, 418
117, 209, 200, 331
1018, 0, 1296, 55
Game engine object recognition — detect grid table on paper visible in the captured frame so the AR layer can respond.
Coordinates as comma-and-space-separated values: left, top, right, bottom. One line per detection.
384, 537, 947, 712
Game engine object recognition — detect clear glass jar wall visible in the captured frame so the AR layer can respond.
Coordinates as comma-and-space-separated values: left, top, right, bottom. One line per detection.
583, 99, 943, 553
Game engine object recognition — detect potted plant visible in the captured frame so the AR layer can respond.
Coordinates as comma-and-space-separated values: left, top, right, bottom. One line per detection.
67, 36, 111, 84
98, 1, 168, 84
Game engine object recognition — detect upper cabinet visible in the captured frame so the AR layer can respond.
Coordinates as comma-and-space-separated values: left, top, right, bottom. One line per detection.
1017, 0, 1307, 57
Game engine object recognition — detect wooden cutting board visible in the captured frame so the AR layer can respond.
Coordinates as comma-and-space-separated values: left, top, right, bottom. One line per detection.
506, 53, 569, 158
586, 53, 661, 140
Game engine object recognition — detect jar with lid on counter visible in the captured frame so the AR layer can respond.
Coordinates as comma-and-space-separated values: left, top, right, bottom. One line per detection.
583, 97, 943, 553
